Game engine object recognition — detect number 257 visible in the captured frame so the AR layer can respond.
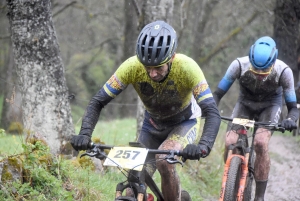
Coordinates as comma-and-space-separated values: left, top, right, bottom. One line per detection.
114, 150, 141, 160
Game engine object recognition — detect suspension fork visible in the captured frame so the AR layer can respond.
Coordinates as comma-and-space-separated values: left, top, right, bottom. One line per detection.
219, 153, 250, 201
219, 129, 250, 201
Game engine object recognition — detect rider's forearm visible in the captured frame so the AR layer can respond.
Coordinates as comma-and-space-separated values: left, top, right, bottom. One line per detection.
199, 100, 221, 150
286, 102, 299, 121
213, 87, 226, 106
79, 88, 113, 136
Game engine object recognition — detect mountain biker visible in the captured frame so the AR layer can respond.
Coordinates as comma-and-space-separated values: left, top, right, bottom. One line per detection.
213, 36, 299, 201
71, 20, 221, 201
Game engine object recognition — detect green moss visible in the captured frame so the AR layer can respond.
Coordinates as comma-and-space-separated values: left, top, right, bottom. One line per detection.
1, 163, 13, 182
7, 122, 24, 134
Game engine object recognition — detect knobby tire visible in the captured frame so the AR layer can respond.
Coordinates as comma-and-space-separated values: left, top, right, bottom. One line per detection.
224, 156, 242, 201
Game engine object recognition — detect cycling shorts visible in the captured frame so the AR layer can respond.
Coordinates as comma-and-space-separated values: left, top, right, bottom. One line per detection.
228, 100, 281, 132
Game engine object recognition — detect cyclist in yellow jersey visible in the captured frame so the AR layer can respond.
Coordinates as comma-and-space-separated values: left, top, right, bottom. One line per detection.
71, 20, 221, 201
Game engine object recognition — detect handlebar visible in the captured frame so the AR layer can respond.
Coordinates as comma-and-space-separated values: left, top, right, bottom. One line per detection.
80, 142, 185, 166
88, 142, 184, 155
220, 116, 288, 133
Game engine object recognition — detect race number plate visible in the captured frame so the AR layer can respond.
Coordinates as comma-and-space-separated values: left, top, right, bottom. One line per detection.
232, 118, 255, 128
103, 147, 148, 171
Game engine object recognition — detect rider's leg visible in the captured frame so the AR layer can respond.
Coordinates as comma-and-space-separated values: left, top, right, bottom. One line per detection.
224, 102, 251, 162
253, 128, 271, 201
224, 130, 239, 162
157, 117, 201, 201
157, 139, 182, 201
254, 180, 268, 201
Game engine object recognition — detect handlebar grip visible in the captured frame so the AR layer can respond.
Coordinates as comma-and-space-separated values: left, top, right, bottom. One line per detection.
88, 142, 95, 149
277, 127, 285, 133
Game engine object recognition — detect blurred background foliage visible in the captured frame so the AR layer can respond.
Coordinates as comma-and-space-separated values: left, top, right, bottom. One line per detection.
0, 0, 299, 130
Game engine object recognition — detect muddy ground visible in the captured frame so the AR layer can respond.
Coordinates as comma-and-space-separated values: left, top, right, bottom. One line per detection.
264, 134, 300, 201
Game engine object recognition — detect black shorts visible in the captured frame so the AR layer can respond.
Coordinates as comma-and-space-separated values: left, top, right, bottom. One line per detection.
229, 99, 282, 131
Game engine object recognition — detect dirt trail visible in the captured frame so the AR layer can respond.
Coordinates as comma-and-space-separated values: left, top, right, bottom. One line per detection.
265, 134, 300, 201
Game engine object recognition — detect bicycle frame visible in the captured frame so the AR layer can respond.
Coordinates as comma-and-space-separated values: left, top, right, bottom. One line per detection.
219, 129, 252, 201
81, 142, 184, 201
218, 117, 286, 201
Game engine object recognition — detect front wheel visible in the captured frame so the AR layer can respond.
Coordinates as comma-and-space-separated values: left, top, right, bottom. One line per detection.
224, 156, 242, 201
115, 196, 137, 201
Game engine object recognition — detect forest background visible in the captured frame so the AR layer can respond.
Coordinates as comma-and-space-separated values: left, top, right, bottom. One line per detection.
0, 0, 299, 200
0, 0, 300, 152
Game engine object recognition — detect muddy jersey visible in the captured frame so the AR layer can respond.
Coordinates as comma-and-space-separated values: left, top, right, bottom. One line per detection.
217, 56, 296, 104
102, 53, 214, 123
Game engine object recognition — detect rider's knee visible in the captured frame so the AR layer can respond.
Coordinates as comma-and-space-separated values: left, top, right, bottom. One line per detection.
156, 159, 174, 174
225, 130, 239, 147
253, 136, 268, 153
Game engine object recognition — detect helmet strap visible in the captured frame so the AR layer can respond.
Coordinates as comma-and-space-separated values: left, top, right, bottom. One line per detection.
158, 62, 172, 83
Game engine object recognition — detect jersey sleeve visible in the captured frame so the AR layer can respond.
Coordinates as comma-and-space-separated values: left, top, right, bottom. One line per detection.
103, 56, 141, 98
193, 71, 214, 104
217, 59, 241, 92
281, 67, 297, 103
191, 66, 214, 104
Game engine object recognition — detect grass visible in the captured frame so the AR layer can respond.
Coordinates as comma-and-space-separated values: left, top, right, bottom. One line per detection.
0, 118, 230, 200
2, 118, 299, 200
0, 134, 24, 160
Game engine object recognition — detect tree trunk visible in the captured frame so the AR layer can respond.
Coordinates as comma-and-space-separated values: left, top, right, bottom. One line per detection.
115, 0, 139, 118
135, 0, 174, 135
6, 0, 75, 155
273, 0, 300, 84
1, 47, 23, 131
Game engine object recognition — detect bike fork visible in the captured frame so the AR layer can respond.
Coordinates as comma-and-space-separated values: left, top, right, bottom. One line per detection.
219, 152, 249, 201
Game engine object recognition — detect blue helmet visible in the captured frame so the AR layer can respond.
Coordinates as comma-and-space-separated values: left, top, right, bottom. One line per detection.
249, 36, 278, 69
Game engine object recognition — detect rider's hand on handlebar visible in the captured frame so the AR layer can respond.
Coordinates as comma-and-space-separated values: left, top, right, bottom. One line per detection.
281, 118, 297, 132
182, 144, 209, 161
71, 134, 91, 151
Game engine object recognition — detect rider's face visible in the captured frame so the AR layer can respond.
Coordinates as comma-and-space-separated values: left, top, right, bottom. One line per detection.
144, 63, 169, 82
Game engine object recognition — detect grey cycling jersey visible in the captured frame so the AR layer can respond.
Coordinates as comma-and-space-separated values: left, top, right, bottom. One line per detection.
217, 56, 296, 103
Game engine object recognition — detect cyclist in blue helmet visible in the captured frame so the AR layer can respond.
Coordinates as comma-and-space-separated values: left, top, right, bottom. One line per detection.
213, 36, 298, 201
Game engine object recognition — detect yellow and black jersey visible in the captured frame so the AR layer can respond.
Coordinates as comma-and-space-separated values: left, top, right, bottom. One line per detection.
102, 53, 214, 122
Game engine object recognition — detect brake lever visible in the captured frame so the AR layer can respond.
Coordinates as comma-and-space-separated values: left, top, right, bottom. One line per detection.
164, 151, 184, 166
80, 151, 98, 158
80, 147, 107, 160
166, 158, 184, 166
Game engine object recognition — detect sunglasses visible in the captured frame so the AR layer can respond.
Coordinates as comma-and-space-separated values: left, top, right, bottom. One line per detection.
249, 64, 274, 75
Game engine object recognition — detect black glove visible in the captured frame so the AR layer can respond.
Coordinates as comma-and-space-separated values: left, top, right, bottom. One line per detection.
182, 144, 209, 161
71, 134, 91, 151
281, 118, 297, 131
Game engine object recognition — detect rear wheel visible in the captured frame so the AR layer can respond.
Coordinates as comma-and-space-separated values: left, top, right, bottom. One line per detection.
224, 156, 242, 201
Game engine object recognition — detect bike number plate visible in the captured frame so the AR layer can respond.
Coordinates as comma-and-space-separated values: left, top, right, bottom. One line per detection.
103, 147, 148, 171
232, 118, 255, 128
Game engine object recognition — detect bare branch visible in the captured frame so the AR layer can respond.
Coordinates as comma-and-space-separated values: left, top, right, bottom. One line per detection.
81, 38, 119, 52
200, 12, 258, 64
180, 0, 187, 28
131, 0, 141, 17
53, 1, 77, 17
